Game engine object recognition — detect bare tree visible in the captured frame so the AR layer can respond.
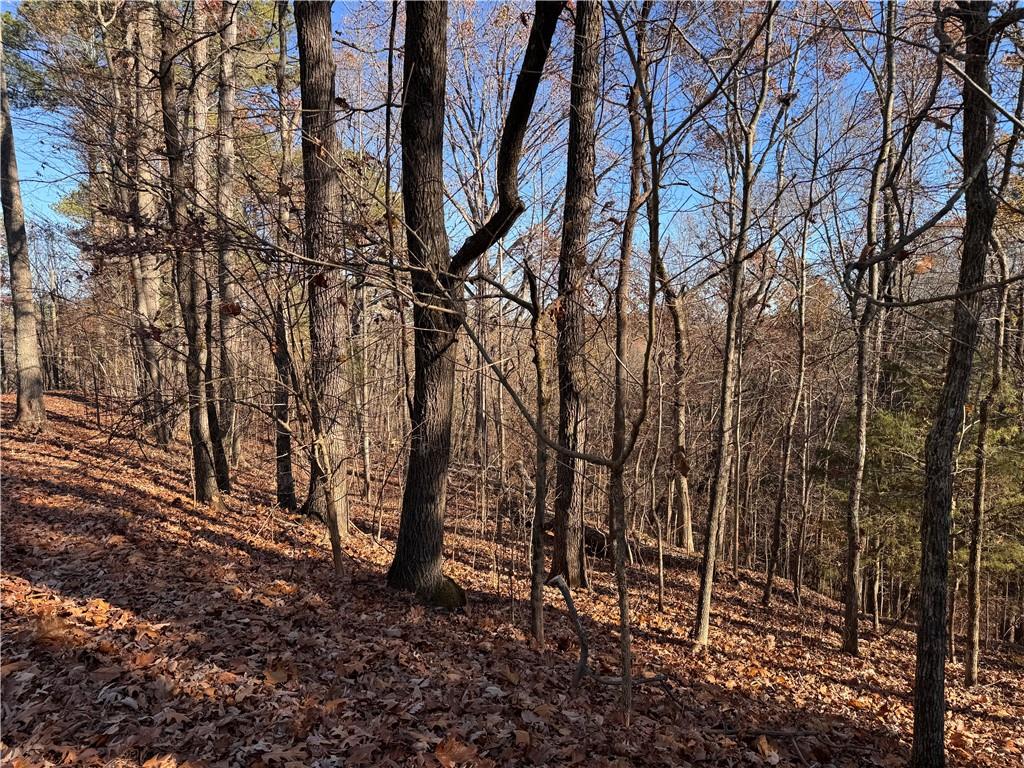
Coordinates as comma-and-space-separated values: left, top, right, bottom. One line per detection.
693, 5, 776, 646
128, 1, 170, 446
550, 0, 602, 589
295, 0, 348, 573
217, 0, 240, 463
911, 3, 1018, 765
387, 0, 563, 604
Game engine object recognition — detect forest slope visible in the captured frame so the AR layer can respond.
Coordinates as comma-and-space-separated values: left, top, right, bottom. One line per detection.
1, 395, 1021, 768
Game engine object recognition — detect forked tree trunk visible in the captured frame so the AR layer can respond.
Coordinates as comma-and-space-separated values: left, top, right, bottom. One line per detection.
0, 25, 45, 431
388, 0, 562, 604
551, 0, 601, 589
911, 4, 997, 765
190, 8, 232, 495
655, 269, 694, 552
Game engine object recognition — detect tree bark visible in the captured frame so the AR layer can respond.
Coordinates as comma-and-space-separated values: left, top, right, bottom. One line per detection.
189, 6, 232, 496
911, 4, 996, 765
217, 0, 240, 463
551, 0, 601, 589
527, 272, 549, 646
273, 0, 297, 512
966, 254, 1007, 685
0, 24, 45, 431
158, 0, 218, 503
295, 0, 348, 574
126, 2, 171, 445
385, 1, 456, 600
387, 0, 562, 604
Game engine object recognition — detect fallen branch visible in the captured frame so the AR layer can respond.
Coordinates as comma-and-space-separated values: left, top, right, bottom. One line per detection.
547, 575, 669, 691
546, 574, 589, 688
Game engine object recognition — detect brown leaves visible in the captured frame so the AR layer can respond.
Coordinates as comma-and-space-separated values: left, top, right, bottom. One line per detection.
218, 301, 242, 317
435, 735, 479, 768
1, 394, 1021, 768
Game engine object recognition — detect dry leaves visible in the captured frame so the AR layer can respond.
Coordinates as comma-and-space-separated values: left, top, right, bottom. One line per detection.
2, 395, 1021, 768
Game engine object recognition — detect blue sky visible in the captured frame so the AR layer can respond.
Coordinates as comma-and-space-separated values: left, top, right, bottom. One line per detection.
8, 105, 75, 225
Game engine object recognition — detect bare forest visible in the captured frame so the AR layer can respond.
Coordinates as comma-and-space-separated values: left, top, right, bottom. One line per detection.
2, 2, 1023, 767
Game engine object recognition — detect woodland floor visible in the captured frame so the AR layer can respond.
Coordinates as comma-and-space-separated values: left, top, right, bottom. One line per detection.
1, 394, 1022, 768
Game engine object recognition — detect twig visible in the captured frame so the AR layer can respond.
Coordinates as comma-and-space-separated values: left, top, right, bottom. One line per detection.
791, 736, 810, 766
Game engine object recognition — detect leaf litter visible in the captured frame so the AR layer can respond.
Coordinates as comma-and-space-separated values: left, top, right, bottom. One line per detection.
2, 395, 1021, 767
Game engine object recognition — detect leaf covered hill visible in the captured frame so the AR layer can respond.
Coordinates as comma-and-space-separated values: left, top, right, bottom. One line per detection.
2, 395, 1021, 768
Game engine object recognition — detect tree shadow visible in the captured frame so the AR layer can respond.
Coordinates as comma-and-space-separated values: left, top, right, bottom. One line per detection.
2, 395, 1016, 768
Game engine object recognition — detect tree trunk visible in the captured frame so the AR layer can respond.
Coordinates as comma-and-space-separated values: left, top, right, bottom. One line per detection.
1, 24, 46, 431
129, 0, 170, 446
385, 1, 457, 600
843, 1, 896, 657
966, 258, 1007, 684
295, 0, 348, 574
189, 11, 232, 495
272, 301, 297, 510
606, 72, 646, 718
911, 4, 996, 765
551, 0, 601, 589
217, 0, 241, 463
158, 0, 218, 503
272, 0, 297, 512
764, 147, 814, 606
692, 10, 774, 644
528, 275, 549, 646
388, 0, 562, 604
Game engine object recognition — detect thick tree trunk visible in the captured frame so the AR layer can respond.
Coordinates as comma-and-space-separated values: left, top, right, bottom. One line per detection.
295, 0, 348, 573
158, 1, 218, 503
388, 0, 562, 605
0, 26, 45, 431
551, 0, 602, 589
385, 1, 457, 600
911, 4, 995, 765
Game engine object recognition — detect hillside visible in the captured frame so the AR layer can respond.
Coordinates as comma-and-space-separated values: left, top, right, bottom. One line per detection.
2, 395, 1021, 768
